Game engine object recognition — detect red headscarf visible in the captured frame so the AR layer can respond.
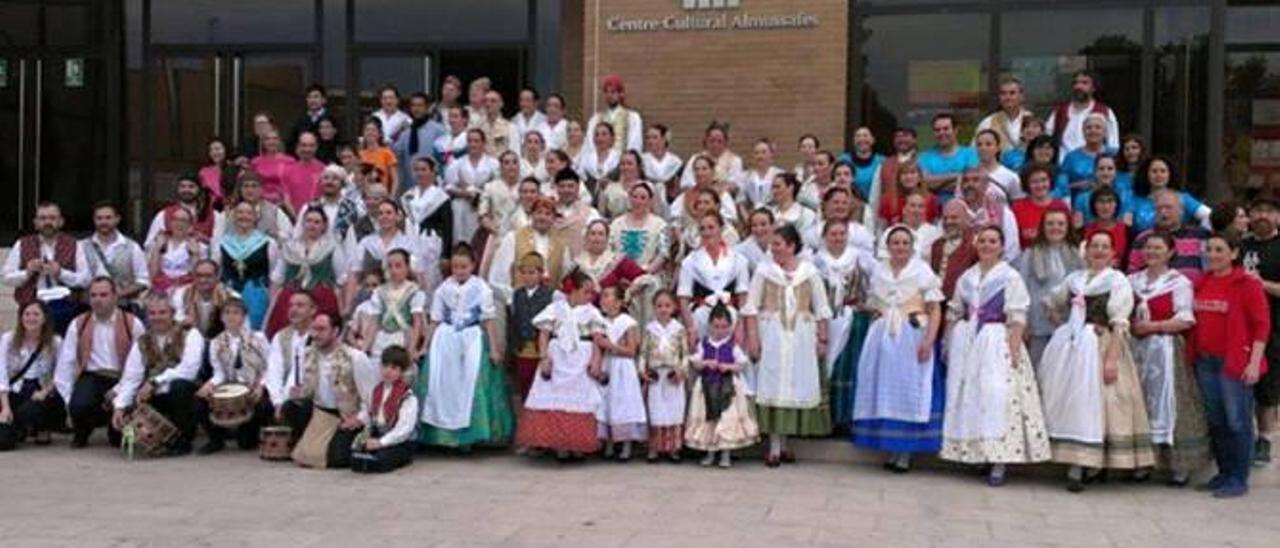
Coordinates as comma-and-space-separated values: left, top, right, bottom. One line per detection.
601, 74, 625, 94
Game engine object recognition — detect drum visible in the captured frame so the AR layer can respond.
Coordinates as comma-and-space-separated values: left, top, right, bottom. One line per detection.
210, 383, 254, 428
259, 426, 294, 461
127, 404, 178, 458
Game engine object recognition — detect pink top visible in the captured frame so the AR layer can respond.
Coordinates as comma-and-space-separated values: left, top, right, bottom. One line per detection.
198, 165, 225, 202
282, 158, 325, 213
250, 152, 296, 205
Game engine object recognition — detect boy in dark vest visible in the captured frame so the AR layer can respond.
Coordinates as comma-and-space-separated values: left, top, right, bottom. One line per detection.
507, 252, 554, 403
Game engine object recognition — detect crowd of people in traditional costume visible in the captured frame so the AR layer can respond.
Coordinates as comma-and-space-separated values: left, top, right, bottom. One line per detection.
2, 70, 1277, 499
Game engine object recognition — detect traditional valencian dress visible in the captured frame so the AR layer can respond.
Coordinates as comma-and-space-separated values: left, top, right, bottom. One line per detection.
683, 334, 759, 451
1128, 268, 1210, 473
940, 262, 1051, 464
514, 299, 605, 453
267, 235, 345, 337
595, 312, 647, 443
638, 318, 688, 456
852, 258, 946, 453
745, 259, 834, 437
812, 244, 875, 429
363, 280, 426, 361
1039, 268, 1156, 469
418, 275, 514, 448
152, 238, 208, 293
217, 229, 276, 329
677, 245, 751, 338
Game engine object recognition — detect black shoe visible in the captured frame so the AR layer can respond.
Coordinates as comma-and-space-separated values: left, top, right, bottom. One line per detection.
668, 454, 682, 464
167, 443, 192, 457
198, 440, 225, 455
1067, 478, 1084, 493
70, 435, 88, 449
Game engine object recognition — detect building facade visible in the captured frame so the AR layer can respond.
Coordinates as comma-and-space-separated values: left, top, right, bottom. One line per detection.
1, 0, 1278, 240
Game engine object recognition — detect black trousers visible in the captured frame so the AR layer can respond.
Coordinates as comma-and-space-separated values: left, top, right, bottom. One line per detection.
280, 399, 358, 468
280, 398, 313, 442
196, 396, 274, 449
148, 380, 198, 449
351, 443, 413, 473
14, 385, 67, 437
68, 372, 121, 445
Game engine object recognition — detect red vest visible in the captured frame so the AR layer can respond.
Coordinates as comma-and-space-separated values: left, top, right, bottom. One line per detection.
370, 380, 411, 432
1051, 100, 1110, 144
15, 234, 79, 306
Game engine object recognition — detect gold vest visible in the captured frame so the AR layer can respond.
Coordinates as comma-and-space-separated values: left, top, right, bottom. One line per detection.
513, 227, 568, 288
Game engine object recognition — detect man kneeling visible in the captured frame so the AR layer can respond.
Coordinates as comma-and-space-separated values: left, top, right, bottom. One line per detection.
283, 312, 375, 469
111, 295, 203, 456
351, 345, 417, 473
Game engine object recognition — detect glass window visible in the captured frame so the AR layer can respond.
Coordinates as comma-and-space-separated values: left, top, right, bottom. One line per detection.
858, 13, 990, 150
149, 0, 315, 44
1000, 8, 1143, 139
354, 0, 528, 43
1154, 7, 1210, 191
1227, 6, 1280, 44
1224, 52, 1280, 193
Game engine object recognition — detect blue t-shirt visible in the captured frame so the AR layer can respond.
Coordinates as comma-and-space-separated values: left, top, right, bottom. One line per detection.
1072, 177, 1135, 224
1055, 146, 1118, 201
1001, 148, 1027, 173
837, 152, 885, 200
1130, 189, 1205, 233
918, 146, 979, 179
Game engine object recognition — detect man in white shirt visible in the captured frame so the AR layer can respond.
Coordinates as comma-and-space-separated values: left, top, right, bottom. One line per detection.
585, 75, 643, 156
510, 87, 548, 148
3, 202, 92, 334
372, 85, 412, 146
280, 312, 376, 469
82, 202, 149, 311
266, 291, 318, 421
145, 176, 225, 248
478, 90, 521, 158
172, 259, 233, 338
55, 278, 145, 448
1044, 69, 1120, 156
975, 76, 1034, 153
110, 295, 204, 456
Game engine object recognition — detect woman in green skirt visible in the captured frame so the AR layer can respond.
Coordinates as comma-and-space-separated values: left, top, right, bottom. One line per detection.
743, 224, 833, 467
417, 243, 514, 449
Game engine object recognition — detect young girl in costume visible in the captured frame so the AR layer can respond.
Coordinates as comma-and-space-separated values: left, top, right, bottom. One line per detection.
685, 303, 759, 468
594, 286, 647, 461
639, 290, 688, 463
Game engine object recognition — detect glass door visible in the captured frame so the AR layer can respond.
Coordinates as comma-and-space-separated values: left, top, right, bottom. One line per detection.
353, 54, 433, 136
0, 55, 30, 240
37, 56, 111, 226
0, 54, 111, 237
238, 53, 315, 153
146, 49, 312, 207
149, 53, 223, 191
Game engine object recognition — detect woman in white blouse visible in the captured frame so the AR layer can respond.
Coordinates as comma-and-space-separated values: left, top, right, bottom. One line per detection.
1, 301, 63, 448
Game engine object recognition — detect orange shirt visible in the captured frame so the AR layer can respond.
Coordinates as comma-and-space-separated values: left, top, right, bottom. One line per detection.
360, 146, 398, 181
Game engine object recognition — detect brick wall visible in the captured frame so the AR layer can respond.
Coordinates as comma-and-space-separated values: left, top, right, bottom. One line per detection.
560, 0, 587, 120
577, 0, 848, 166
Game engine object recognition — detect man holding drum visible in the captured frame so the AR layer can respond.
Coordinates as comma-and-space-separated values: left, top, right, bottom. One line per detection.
196, 298, 272, 455
111, 294, 204, 456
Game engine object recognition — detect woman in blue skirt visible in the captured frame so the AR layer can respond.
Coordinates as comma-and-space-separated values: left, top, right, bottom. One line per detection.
852, 225, 944, 472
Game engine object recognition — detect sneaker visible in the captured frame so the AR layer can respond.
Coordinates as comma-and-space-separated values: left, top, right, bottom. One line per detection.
1253, 438, 1272, 467
1212, 481, 1249, 499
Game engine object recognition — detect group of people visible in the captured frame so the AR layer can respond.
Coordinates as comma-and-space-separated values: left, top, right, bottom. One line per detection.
0, 70, 1275, 499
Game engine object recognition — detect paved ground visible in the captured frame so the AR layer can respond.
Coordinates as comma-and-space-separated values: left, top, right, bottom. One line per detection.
2, 442, 1278, 548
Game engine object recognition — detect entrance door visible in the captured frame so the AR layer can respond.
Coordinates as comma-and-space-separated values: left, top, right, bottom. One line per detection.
0, 54, 112, 239
148, 50, 313, 204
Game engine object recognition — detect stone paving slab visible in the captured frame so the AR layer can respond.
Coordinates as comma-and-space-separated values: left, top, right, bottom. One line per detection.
1, 444, 1276, 548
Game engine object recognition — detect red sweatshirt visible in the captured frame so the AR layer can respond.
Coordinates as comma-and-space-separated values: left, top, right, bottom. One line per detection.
1190, 267, 1271, 380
